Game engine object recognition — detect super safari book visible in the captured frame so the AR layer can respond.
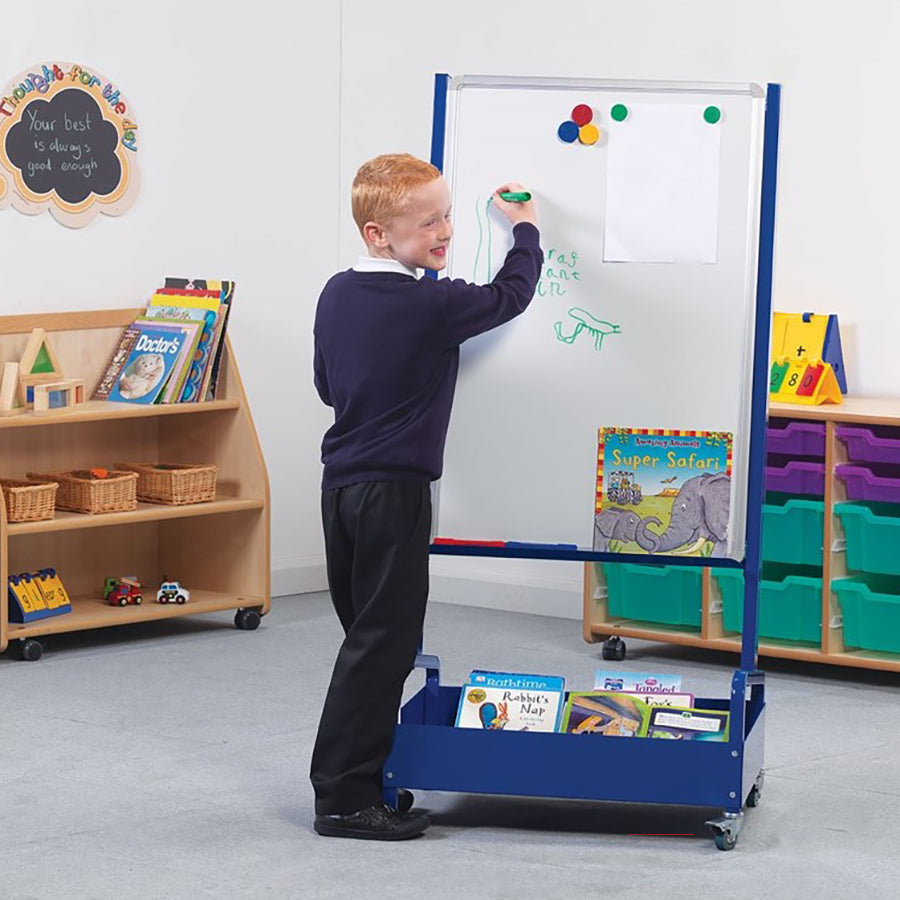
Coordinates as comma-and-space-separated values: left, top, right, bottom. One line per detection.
594, 427, 733, 558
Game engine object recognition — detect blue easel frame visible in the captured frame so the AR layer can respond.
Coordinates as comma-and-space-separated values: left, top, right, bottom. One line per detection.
384, 77, 781, 850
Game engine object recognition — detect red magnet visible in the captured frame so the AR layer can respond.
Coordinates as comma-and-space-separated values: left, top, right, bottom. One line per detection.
571, 104, 593, 126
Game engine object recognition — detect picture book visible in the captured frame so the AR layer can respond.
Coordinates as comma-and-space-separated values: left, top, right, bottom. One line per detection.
647, 707, 730, 742
135, 317, 203, 403
107, 324, 190, 405
455, 670, 566, 732
143, 303, 220, 402
595, 427, 733, 558
92, 326, 141, 401
623, 691, 695, 708
593, 670, 682, 694
162, 277, 234, 400
560, 692, 651, 737
466, 670, 567, 692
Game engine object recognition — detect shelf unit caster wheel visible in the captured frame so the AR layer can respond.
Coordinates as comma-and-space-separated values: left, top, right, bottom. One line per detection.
234, 608, 261, 631
746, 771, 764, 808
16, 639, 43, 662
601, 636, 626, 661
706, 810, 744, 851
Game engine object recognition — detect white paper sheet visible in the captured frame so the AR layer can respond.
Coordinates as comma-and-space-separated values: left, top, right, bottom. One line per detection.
603, 104, 722, 263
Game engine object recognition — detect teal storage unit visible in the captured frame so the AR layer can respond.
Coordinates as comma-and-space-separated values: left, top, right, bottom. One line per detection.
603, 564, 702, 628
714, 568, 822, 643
832, 577, 900, 654
762, 497, 824, 566
834, 503, 900, 576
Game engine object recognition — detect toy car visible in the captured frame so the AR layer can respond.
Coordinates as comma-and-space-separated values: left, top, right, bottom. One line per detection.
103, 576, 143, 606
156, 579, 190, 605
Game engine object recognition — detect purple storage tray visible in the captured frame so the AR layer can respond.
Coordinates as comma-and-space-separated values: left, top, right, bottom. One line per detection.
836, 425, 900, 465
765, 460, 825, 496
766, 421, 826, 458
835, 464, 900, 503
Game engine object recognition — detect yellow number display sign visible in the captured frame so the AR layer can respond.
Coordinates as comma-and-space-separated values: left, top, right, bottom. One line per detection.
770, 312, 845, 405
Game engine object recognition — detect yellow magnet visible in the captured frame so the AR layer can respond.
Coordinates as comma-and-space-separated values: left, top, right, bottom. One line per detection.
579, 123, 600, 145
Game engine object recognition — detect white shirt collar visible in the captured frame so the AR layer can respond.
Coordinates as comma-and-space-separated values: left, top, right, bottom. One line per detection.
353, 256, 418, 278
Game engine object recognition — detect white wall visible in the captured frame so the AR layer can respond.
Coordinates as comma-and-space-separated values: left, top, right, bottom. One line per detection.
338, 0, 900, 618
0, 0, 339, 597
6, 3, 900, 621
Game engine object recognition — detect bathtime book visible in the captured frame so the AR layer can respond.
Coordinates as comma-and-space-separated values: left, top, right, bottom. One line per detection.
455, 670, 566, 732
594, 427, 733, 558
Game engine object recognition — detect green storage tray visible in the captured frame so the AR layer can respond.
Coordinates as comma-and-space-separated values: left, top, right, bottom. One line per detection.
832, 576, 900, 654
834, 503, 900, 576
714, 568, 822, 643
762, 497, 824, 566
603, 564, 702, 628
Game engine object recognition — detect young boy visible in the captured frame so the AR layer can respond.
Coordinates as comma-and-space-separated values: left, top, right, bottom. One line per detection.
311, 153, 541, 840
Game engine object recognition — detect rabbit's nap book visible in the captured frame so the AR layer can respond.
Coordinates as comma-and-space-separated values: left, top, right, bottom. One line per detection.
454, 671, 565, 732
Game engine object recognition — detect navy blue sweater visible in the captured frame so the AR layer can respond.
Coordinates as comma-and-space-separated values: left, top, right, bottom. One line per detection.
314, 222, 542, 489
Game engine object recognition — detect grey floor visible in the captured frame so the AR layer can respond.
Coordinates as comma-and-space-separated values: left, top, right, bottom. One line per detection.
4, 593, 900, 899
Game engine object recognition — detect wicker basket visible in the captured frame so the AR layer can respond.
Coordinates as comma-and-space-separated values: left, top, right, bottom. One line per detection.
114, 463, 218, 505
27, 470, 138, 515
0, 478, 59, 522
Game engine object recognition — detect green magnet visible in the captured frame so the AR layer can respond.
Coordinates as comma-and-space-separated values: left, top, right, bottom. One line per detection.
498, 191, 532, 202
704, 106, 721, 124
611, 103, 628, 122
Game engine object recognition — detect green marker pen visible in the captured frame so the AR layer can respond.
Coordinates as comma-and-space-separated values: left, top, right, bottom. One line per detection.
498, 191, 532, 202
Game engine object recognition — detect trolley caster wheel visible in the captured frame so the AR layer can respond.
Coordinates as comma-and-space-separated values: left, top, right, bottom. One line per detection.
602, 636, 626, 661
16, 639, 43, 662
396, 789, 414, 814
746, 771, 764, 808
706, 810, 743, 851
714, 831, 737, 851
234, 608, 261, 631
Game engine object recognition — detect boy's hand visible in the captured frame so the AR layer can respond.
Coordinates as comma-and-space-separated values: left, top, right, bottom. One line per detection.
492, 182, 538, 227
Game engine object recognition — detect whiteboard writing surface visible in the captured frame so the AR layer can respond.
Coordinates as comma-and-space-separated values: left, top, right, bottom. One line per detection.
434, 76, 766, 561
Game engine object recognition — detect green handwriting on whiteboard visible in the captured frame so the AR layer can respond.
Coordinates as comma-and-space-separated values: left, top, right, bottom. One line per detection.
554, 307, 621, 352
473, 196, 495, 282
538, 248, 580, 297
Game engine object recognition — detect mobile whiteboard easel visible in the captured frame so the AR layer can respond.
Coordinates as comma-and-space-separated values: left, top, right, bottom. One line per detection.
384, 75, 779, 851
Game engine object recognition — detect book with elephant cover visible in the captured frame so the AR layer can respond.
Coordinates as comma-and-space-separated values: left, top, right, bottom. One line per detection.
594, 427, 733, 558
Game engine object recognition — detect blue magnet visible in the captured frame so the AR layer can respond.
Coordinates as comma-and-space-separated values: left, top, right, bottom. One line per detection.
557, 120, 579, 143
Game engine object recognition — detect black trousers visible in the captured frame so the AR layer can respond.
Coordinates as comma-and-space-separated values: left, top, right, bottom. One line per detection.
310, 480, 431, 815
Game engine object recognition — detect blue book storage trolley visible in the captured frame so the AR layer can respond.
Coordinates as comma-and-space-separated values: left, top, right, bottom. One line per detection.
384, 76, 780, 851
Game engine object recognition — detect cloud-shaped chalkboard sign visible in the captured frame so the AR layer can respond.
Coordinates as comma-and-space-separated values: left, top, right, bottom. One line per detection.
5, 88, 120, 204
0, 62, 139, 227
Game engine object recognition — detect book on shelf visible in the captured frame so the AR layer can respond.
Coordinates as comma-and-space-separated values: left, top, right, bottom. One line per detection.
142, 302, 219, 403
455, 670, 566, 732
134, 317, 203, 403
107, 323, 193, 405
646, 707, 730, 741
593, 670, 682, 694
559, 691, 651, 737
92, 325, 142, 401
161, 277, 234, 400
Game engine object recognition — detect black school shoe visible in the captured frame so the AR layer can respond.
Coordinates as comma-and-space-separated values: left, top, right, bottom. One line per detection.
314, 803, 430, 841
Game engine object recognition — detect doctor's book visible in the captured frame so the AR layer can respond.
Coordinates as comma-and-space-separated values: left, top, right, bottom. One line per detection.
108, 324, 190, 405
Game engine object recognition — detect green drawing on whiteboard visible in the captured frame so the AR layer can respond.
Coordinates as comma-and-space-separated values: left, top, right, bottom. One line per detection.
554, 307, 621, 352
472, 195, 495, 282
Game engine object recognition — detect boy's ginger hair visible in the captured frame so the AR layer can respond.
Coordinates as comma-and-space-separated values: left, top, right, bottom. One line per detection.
351, 153, 441, 234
